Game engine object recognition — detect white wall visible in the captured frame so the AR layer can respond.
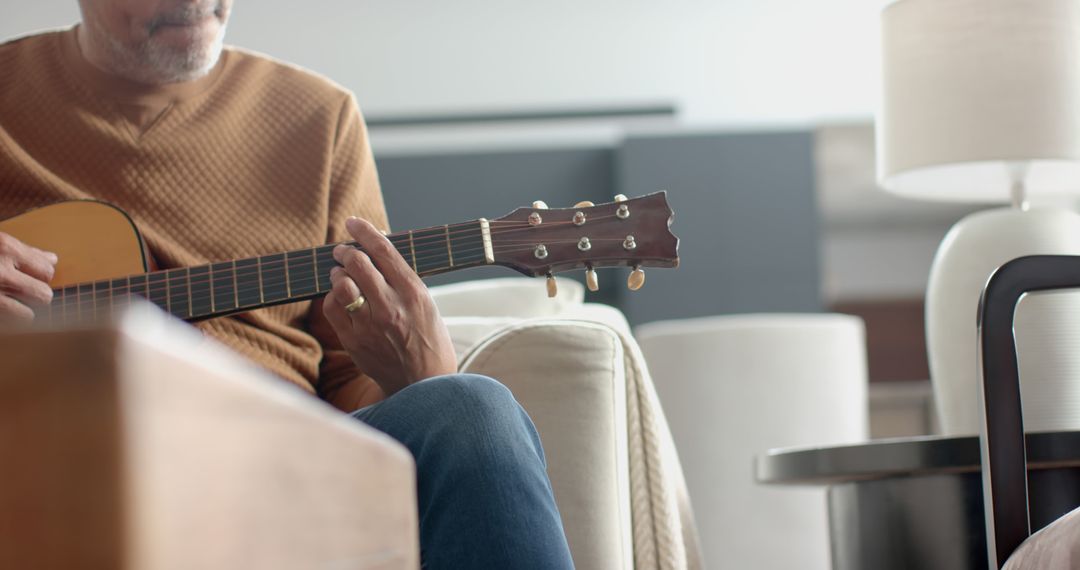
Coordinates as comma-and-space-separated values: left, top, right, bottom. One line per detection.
3, 1, 880, 126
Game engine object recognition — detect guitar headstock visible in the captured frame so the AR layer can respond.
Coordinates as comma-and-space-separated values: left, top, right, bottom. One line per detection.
488, 192, 679, 292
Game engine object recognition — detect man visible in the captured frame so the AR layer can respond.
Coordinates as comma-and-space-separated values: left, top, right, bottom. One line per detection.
0, 1, 575, 567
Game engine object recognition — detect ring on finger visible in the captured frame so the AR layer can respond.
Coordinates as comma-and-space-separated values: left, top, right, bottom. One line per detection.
345, 294, 367, 313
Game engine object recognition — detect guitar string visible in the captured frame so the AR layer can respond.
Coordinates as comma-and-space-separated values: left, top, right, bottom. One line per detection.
382, 213, 623, 249
49, 236, 618, 300
48, 210, 633, 294
47, 212, 635, 302
46, 240, 637, 318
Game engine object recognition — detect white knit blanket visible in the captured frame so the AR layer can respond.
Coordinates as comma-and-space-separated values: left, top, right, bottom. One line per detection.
614, 327, 703, 570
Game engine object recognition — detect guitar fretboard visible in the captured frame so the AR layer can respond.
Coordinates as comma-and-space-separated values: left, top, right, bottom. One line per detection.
42, 221, 490, 324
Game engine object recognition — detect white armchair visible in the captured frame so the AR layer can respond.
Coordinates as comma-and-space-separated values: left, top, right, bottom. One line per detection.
430, 278, 703, 570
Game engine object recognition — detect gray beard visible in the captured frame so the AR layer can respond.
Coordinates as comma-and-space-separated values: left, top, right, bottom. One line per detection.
102, 30, 224, 85
84, 18, 226, 85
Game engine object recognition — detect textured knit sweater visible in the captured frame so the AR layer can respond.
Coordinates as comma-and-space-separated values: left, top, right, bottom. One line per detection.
0, 28, 389, 410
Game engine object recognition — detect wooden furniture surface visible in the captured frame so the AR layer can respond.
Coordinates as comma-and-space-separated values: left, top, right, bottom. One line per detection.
0, 305, 419, 570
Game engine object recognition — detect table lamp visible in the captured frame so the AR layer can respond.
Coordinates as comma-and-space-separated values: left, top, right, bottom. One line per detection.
878, 0, 1080, 435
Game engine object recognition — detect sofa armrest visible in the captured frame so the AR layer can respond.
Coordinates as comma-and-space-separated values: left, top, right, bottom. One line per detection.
0, 305, 419, 570
459, 319, 633, 570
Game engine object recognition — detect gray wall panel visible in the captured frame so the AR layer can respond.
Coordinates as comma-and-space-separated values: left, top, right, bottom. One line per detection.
372, 131, 822, 325
616, 131, 822, 325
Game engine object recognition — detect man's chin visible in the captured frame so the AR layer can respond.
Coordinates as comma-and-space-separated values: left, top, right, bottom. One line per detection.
137, 30, 225, 84
146, 47, 222, 83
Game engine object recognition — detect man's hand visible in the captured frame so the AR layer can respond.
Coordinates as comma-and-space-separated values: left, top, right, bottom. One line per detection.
0, 232, 57, 323
322, 217, 457, 397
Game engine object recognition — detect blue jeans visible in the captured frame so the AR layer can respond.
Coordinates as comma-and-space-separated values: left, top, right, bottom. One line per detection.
351, 374, 575, 569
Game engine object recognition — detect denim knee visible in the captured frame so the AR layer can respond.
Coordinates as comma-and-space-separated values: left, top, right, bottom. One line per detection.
405, 374, 537, 451
410, 374, 516, 416
353, 373, 545, 465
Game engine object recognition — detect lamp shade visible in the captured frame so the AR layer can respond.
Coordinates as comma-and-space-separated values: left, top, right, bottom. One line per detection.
878, 0, 1080, 202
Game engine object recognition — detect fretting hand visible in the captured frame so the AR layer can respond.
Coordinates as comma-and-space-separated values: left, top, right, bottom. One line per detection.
0, 231, 57, 323
321, 217, 457, 397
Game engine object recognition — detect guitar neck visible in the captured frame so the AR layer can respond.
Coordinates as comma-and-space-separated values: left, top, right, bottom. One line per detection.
44, 220, 493, 324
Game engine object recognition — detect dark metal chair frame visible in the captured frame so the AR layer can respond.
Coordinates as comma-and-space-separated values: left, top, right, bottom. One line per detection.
978, 254, 1080, 568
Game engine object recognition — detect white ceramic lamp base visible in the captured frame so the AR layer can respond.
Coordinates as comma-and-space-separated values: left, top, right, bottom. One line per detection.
928, 206, 1080, 435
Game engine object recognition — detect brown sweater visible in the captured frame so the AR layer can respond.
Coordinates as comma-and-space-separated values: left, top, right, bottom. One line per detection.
0, 28, 389, 410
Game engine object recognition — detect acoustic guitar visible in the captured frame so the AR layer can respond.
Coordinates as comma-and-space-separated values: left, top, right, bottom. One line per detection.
0, 193, 679, 324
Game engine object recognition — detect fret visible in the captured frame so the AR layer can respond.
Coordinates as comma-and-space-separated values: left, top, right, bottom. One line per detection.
283, 254, 291, 297
94, 279, 110, 317
148, 272, 169, 314
448, 223, 487, 268
314, 246, 336, 293
189, 266, 213, 318
408, 231, 418, 272
129, 274, 148, 302
310, 249, 319, 294
445, 225, 454, 268
77, 283, 93, 322
235, 258, 262, 308
98, 280, 112, 319
413, 227, 451, 276
167, 269, 191, 319
287, 249, 319, 298
62, 285, 78, 323
256, 258, 265, 304
260, 253, 289, 303
232, 260, 239, 309
211, 262, 237, 313
110, 278, 130, 313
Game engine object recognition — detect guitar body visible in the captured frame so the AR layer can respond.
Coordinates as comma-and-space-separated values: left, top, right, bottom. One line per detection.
0, 201, 150, 288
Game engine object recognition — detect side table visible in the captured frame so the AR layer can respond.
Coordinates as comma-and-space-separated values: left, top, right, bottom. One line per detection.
756, 432, 1080, 569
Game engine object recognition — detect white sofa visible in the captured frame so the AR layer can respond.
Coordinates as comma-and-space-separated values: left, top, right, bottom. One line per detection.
431, 278, 703, 570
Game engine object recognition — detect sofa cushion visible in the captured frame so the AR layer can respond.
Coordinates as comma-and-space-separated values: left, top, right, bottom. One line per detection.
430, 277, 585, 318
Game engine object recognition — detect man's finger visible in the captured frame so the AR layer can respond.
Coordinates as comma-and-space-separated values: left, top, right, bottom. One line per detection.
323, 268, 361, 332
333, 244, 388, 305
344, 217, 416, 288
1, 268, 53, 306
0, 233, 57, 284
15, 248, 58, 284
0, 294, 35, 323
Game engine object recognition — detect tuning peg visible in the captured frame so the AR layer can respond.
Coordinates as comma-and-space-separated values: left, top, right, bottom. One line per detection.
547, 273, 558, 298
574, 201, 595, 208
628, 266, 645, 291
532, 200, 549, 210
614, 194, 628, 202
586, 266, 599, 292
